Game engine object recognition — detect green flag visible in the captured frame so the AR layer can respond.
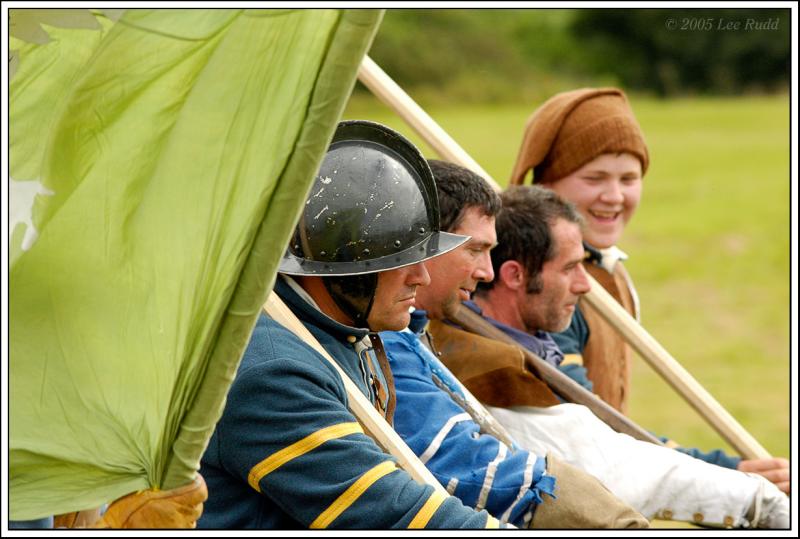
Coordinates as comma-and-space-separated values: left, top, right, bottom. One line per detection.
9, 8, 383, 520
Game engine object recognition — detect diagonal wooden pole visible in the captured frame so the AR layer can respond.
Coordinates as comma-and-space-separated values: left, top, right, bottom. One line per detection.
580, 284, 771, 459
357, 55, 771, 460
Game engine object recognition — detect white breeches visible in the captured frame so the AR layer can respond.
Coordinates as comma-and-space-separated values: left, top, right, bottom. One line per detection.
487, 403, 764, 527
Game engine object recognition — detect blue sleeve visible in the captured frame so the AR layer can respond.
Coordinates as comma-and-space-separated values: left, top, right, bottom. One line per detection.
550, 307, 593, 394
558, 363, 594, 392
549, 304, 589, 355
206, 319, 492, 529
674, 447, 741, 469
382, 330, 553, 527
656, 435, 741, 469
9, 517, 54, 529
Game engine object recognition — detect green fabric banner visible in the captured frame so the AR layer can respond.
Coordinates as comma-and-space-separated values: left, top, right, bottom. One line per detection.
10, 8, 383, 520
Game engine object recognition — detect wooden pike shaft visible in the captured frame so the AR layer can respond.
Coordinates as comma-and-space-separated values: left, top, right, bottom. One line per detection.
358, 56, 498, 190
357, 55, 771, 460
582, 284, 771, 459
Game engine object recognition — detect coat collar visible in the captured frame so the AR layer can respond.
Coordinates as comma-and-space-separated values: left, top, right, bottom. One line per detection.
275, 275, 371, 343
584, 243, 628, 274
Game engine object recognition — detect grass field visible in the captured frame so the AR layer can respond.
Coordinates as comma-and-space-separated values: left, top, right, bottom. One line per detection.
344, 92, 791, 458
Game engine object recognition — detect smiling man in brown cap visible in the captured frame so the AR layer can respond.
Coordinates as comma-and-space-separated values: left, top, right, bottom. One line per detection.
511, 87, 647, 413
509, 88, 789, 494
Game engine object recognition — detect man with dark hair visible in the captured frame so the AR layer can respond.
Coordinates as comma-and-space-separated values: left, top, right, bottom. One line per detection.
481, 187, 584, 296
508, 89, 789, 495
427, 181, 789, 528
426, 159, 501, 232
379, 160, 650, 529
469, 186, 590, 374
198, 122, 502, 529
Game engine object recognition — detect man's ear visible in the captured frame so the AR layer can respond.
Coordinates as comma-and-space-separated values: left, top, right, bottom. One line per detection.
498, 260, 526, 290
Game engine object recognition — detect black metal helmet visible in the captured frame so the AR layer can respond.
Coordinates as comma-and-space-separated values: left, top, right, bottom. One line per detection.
279, 120, 468, 326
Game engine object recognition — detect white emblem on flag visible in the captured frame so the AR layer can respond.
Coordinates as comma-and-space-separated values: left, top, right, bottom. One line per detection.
10, 178, 55, 251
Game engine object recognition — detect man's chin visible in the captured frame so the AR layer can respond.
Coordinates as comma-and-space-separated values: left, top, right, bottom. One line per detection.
550, 317, 573, 334
369, 313, 411, 332
441, 300, 463, 322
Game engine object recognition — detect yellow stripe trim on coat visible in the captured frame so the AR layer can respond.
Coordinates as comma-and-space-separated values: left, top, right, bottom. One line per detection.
248, 422, 363, 491
311, 460, 398, 528
408, 490, 447, 529
560, 353, 584, 366
485, 515, 501, 528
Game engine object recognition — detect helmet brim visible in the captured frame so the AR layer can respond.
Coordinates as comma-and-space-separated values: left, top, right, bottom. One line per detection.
278, 231, 469, 277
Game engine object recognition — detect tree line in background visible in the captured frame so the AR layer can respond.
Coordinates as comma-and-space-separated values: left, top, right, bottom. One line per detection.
366, 8, 790, 102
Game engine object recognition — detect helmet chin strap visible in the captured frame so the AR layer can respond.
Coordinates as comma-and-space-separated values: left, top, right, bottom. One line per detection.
323, 274, 379, 329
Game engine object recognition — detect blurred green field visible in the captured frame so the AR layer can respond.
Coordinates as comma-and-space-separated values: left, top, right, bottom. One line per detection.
344, 91, 791, 457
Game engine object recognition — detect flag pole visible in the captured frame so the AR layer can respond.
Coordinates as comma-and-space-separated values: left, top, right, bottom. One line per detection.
357, 55, 771, 460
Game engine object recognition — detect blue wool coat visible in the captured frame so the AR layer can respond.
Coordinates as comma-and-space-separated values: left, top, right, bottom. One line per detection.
381, 310, 555, 528
198, 278, 496, 529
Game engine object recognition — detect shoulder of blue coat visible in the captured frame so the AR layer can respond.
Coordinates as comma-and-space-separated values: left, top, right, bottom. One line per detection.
239, 312, 342, 382
379, 329, 419, 360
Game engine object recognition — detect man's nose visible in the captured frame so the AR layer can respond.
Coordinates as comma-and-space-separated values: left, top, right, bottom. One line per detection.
474, 251, 494, 283
600, 179, 624, 205
573, 263, 591, 295
407, 261, 431, 287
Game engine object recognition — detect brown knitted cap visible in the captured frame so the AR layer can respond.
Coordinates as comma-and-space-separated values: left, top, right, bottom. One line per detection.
510, 88, 649, 185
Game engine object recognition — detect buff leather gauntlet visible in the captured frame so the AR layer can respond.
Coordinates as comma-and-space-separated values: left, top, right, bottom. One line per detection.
93, 475, 207, 529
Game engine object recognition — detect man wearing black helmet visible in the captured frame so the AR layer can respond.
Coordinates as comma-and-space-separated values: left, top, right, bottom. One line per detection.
198, 121, 501, 529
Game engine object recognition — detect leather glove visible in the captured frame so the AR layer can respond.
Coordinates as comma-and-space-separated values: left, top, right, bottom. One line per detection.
54, 507, 103, 528
93, 474, 207, 529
